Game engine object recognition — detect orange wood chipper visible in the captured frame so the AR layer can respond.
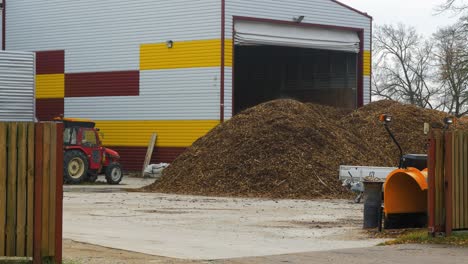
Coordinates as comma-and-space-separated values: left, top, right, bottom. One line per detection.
380, 115, 455, 229
379, 114, 429, 228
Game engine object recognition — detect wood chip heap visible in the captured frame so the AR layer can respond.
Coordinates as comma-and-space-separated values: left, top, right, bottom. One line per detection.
143, 99, 467, 199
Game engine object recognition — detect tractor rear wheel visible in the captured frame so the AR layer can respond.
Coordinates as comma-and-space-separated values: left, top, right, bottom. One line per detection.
64, 150, 89, 184
105, 163, 123, 185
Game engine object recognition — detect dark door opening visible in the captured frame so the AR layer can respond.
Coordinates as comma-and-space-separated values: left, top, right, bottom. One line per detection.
233, 45, 357, 114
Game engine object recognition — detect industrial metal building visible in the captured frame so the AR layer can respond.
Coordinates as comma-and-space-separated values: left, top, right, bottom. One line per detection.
3, 0, 372, 170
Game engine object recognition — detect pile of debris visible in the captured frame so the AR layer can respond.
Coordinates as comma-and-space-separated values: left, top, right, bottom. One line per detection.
143, 99, 465, 199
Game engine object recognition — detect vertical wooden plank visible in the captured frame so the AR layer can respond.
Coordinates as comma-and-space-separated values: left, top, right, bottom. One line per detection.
48, 123, 57, 257
16, 123, 28, 256
445, 131, 453, 236
26, 122, 35, 257
464, 132, 468, 229
427, 130, 436, 235
464, 131, 468, 229
142, 133, 158, 177
435, 131, 445, 231
452, 132, 460, 229
41, 123, 51, 257
6, 123, 18, 256
54, 123, 64, 264
459, 131, 464, 228
33, 123, 44, 264
0, 123, 7, 256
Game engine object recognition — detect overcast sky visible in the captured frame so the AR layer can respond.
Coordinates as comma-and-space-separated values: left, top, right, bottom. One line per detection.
339, 0, 460, 36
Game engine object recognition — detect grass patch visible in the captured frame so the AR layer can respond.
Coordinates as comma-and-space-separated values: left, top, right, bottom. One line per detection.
382, 230, 468, 247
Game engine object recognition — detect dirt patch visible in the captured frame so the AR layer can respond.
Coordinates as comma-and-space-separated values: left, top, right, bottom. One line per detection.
63, 239, 197, 264
143, 99, 467, 199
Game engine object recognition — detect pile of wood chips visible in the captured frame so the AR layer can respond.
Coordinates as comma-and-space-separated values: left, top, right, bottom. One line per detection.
143, 99, 467, 199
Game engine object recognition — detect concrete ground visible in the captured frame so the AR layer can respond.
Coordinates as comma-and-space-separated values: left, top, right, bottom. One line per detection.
63, 177, 468, 264
63, 240, 468, 264
63, 176, 385, 260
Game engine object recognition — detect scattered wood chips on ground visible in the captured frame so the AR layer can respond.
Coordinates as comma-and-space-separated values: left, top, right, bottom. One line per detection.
143, 99, 467, 199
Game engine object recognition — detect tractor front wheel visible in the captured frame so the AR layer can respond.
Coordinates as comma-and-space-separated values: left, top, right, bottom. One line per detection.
105, 163, 123, 185
64, 150, 89, 184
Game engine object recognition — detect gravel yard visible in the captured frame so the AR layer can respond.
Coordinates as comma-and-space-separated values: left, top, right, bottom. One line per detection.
63, 177, 384, 260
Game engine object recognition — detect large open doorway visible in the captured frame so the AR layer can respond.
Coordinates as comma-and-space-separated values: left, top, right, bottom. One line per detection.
232, 18, 361, 114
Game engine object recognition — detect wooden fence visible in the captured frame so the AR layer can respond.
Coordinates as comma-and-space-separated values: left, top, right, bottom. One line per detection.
0, 122, 63, 263
428, 129, 468, 236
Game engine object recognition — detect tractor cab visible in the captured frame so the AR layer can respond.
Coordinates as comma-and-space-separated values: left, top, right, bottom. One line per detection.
55, 117, 123, 184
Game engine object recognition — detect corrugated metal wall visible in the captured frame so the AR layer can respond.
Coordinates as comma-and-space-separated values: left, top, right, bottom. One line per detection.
224, 0, 372, 113
7, 0, 221, 72
0, 51, 35, 121
6, 0, 371, 169
6, 0, 221, 170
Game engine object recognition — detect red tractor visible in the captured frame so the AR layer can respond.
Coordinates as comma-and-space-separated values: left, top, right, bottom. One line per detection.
58, 118, 123, 184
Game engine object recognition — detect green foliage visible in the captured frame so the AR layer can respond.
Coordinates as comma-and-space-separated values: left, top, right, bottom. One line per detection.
383, 230, 468, 247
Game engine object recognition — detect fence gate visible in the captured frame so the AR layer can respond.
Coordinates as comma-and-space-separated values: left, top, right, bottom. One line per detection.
428, 129, 468, 235
0, 122, 63, 263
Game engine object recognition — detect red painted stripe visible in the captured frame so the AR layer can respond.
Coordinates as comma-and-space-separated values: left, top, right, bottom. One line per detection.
107, 146, 186, 171
35, 50, 65, 74
65, 70, 139, 97
35, 98, 64, 121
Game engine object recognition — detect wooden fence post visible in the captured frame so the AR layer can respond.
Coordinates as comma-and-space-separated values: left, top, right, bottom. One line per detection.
33, 123, 44, 264
0, 123, 7, 256
428, 130, 436, 236
6, 123, 18, 256
445, 131, 453, 236
26, 123, 35, 257
16, 123, 28, 256
54, 123, 64, 264
464, 131, 468, 230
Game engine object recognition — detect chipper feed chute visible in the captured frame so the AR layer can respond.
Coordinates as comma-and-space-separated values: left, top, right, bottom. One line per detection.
383, 168, 428, 228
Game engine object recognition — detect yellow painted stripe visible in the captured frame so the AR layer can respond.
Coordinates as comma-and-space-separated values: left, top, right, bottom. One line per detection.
225, 39, 233, 67
94, 120, 220, 147
363, 50, 371, 76
141, 39, 227, 70
36, 74, 64, 99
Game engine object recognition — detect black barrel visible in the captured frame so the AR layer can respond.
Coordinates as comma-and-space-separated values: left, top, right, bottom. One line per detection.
363, 181, 384, 229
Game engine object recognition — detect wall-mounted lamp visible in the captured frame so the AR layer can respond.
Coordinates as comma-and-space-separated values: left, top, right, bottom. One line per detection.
166, 40, 174, 49
293, 15, 305, 23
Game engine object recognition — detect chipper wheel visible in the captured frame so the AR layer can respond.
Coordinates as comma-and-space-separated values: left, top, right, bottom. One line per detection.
64, 150, 89, 184
105, 163, 123, 185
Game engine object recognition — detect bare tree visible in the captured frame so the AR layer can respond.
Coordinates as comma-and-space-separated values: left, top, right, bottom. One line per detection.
437, 0, 468, 14
372, 24, 439, 109
437, 0, 468, 31
434, 23, 468, 117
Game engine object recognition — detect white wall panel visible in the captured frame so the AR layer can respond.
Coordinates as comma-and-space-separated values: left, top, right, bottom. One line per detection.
364, 76, 371, 104
7, 0, 221, 73
224, 67, 233, 119
65, 68, 220, 120
0, 51, 35, 121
